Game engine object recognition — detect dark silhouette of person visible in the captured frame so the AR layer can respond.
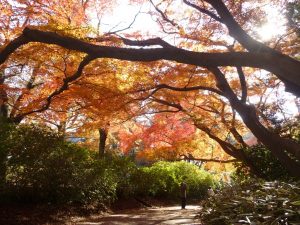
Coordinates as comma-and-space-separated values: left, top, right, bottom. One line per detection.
180, 178, 187, 209
207, 186, 215, 197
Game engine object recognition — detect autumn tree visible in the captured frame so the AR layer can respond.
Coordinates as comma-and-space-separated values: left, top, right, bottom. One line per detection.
0, 0, 300, 177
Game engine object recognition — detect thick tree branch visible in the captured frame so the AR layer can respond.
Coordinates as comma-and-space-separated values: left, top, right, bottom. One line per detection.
200, 0, 300, 95
236, 66, 247, 103
0, 36, 29, 66
120, 37, 174, 48
204, 0, 273, 53
0, 28, 300, 96
208, 66, 300, 177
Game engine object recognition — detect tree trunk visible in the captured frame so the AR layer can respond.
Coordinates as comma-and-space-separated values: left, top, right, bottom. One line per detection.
195, 123, 264, 178
57, 121, 66, 137
210, 67, 300, 178
205, 0, 300, 96
98, 128, 108, 157
233, 102, 300, 177
0, 73, 8, 120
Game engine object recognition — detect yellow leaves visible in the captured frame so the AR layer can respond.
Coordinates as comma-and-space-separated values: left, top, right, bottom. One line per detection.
36, 22, 94, 40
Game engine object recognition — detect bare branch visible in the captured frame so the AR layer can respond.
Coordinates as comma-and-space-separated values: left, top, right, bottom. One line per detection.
106, 8, 141, 35
182, 0, 222, 23
149, 0, 179, 28
154, 83, 224, 96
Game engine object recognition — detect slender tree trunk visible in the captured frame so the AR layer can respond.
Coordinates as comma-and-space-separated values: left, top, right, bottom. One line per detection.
0, 73, 8, 121
98, 128, 108, 157
57, 121, 66, 138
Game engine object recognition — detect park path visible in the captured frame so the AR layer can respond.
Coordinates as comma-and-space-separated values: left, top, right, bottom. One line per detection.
71, 205, 202, 225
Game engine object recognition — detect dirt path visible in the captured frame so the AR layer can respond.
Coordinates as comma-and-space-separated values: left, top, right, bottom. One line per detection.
71, 205, 202, 225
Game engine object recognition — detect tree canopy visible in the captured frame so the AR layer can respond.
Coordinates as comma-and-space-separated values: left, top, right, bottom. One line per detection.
0, 0, 299, 177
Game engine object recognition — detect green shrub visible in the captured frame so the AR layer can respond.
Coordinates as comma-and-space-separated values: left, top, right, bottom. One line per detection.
233, 145, 290, 182
133, 161, 216, 199
200, 180, 300, 225
108, 155, 138, 198
0, 124, 118, 204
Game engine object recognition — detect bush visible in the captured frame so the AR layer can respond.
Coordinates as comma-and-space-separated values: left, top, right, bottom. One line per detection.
0, 124, 118, 204
233, 145, 290, 182
133, 161, 217, 199
108, 155, 138, 198
200, 180, 300, 225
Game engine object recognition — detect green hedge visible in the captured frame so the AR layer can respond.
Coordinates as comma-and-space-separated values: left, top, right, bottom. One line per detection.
133, 161, 217, 199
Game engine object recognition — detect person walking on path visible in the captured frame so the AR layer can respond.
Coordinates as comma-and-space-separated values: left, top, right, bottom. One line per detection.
207, 186, 215, 197
180, 178, 187, 209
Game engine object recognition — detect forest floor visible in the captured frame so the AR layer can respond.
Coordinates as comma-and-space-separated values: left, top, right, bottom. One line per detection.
0, 199, 203, 225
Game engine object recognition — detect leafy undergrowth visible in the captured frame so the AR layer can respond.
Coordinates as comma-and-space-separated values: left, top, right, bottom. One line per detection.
199, 181, 300, 225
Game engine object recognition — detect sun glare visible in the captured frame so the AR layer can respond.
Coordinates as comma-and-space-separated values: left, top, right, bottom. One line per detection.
257, 5, 286, 41
258, 23, 281, 41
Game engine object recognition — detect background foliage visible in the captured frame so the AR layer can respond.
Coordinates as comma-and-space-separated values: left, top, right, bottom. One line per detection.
133, 161, 216, 199
0, 123, 216, 205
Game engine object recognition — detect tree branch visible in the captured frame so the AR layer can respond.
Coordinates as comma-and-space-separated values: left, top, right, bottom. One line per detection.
149, 0, 179, 28
120, 37, 174, 48
180, 154, 237, 163
12, 55, 94, 122
182, 0, 222, 23
154, 83, 224, 96
1, 27, 300, 96
236, 66, 247, 103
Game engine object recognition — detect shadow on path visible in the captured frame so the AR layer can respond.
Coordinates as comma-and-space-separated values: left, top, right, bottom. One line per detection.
73, 205, 202, 225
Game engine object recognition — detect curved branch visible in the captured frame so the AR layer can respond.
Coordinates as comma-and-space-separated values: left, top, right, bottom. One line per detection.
0, 35, 29, 65
0, 28, 300, 96
154, 83, 224, 95
12, 55, 94, 122
120, 37, 174, 48
182, 0, 222, 23
149, 0, 179, 28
